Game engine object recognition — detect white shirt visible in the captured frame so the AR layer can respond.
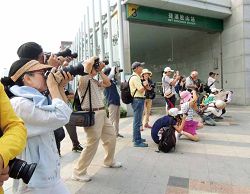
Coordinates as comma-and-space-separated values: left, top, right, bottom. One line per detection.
181, 102, 194, 121
10, 97, 72, 192
203, 103, 222, 117
207, 76, 216, 89
162, 75, 176, 94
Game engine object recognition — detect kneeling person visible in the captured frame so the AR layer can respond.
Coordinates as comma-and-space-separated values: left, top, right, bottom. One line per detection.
151, 108, 186, 144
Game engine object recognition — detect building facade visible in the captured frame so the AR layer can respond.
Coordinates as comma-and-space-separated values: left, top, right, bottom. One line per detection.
71, 0, 250, 105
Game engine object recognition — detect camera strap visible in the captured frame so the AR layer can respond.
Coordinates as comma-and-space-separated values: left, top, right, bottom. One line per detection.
80, 80, 92, 111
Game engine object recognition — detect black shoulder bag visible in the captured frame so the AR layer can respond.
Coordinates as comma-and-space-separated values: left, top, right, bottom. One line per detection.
69, 80, 95, 127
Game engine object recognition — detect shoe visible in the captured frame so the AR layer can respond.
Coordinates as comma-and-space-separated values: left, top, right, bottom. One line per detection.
72, 144, 84, 153
144, 124, 152, 128
71, 173, 92, 182
104, 161, 122, 168
132, 138, 146, 143
117, 134, 124, 138
134, 142, 148, 147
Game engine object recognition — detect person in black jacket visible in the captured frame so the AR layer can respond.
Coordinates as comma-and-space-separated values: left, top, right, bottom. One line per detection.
141, 69, 155, 129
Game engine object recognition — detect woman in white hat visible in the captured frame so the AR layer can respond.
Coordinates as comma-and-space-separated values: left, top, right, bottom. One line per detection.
141, 69, 155, 130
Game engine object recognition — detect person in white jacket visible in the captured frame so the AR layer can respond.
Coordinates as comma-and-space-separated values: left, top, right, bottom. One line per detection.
202, 100, 226, 126
2, 59, 73, 194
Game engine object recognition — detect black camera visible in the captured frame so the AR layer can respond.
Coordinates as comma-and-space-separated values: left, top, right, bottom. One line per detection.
9, 158, 37, 184
44, 62, 88, 79
93, 58, 109, 70
150, 82, 156, 88
45, 48, 78, 61
115, 68, 123, 74
0, 130, 37, 184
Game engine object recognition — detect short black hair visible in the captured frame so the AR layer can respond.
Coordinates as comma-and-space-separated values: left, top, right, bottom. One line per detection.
17, 42, 43, 60
209, 72, 215, 76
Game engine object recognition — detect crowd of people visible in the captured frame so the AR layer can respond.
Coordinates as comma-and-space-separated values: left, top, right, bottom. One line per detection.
0, 41, 233, 194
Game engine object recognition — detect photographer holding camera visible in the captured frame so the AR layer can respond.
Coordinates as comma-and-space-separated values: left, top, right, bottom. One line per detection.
207, 72, 219, 90
1, 59, 73, 194
162, 67, 180, 111
72, 57, 122, 182
103, 66, 124, 138
185, 71, 199, 92
17, 42, 84, 154
0, 83, 27, 194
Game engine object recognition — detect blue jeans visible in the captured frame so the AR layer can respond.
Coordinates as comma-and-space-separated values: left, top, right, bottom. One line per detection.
131, 98, 145, 144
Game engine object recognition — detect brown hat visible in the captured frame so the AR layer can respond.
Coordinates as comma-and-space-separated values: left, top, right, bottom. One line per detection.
11, 60, 52, 82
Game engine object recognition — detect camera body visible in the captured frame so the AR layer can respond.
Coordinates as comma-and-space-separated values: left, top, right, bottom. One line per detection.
93, 58, 109, 70
115, 66, 123, 74
44, 48, 78, 62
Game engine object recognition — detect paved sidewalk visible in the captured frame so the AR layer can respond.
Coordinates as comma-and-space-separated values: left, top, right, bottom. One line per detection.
4, 105, 250, 194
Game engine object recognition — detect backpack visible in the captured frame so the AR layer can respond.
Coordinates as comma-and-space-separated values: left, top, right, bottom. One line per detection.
204, 81, 215, 94
158, 118, 176, 153
120, 75, 137, 104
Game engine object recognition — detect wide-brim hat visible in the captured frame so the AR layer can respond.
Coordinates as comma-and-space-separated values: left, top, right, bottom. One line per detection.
180, 91, 192, 104
141, 68, 152, 76
11, 60, 52, 82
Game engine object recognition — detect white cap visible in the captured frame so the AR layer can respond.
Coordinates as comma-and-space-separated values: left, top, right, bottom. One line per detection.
168, 108, 182, 117
164, 67, 174, 72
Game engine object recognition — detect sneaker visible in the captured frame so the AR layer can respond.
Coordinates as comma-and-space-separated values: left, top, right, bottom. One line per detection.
117, 134, 124, 138
104, 161, 122, 168
71, 173, 92, 182
134, 142, 148, 147
132, 138, 146, 143
72, 144, 84, 153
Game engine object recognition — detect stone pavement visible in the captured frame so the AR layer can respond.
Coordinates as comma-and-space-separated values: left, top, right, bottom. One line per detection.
3, 105, 250, 194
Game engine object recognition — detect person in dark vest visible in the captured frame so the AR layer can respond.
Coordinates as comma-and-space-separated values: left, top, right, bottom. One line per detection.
103, 66, 124, 138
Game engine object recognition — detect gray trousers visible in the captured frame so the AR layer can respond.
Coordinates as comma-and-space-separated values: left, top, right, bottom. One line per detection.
108, 104, 120, 135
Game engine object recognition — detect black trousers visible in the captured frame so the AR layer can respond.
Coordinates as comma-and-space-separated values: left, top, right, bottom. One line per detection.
54, 124, 81, 154
64, 123, 80, 147
54, 127, 65, 154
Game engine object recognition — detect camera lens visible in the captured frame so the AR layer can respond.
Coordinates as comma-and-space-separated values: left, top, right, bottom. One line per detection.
61, 63, 88, 76
44, 62, 89, 79
9, 158, 37, 184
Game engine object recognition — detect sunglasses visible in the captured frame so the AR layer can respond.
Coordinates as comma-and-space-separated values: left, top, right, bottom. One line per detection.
26, 70, 46, 77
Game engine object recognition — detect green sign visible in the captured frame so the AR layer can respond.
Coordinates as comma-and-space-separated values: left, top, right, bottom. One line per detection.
126, 4, 223, 32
